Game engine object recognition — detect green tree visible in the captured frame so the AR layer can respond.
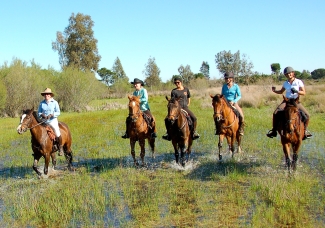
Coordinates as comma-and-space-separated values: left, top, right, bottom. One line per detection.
112, 57, 128, 82
97, 67, 116, 85
239, 54, 254, 85
194, 73, 205, 79
215, 50, 241, 75
143, 57, 161, 87
270, 63, 281, 75
178, 65, 194, 84
52, 13, 101, 72
200, 61, 210, 79
300, 70, 311, 79
311, 68, 325, 79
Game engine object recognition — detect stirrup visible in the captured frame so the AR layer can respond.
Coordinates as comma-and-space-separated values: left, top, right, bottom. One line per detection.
162, 134, 171, 141
151, 132, 157, 138
266, 130, 277, 138
121, 132, 129, 139
192, 132, 200, 140
303, 130, 312, 140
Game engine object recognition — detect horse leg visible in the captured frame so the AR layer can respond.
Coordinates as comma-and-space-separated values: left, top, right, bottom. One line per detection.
218, 135, 224, 160
179, 144, 186, 167
33, 154, 42, 176
51, 152, 57, 170
282, 143, 291, 172
44, 153, 51, 175
186, 138, 193, 163
148, 137, 155, 159
236, 133, 242, 154
172, 141, 179, 164
130, 139, 138, 166
139, 139, 146, 166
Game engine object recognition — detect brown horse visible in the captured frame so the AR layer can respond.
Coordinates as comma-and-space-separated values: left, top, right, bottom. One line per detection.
127, 95, 155, 166
277, 96, 304, 172
16, 108, 73, 176
165, 96, 193, 166
210, 94, 242, 160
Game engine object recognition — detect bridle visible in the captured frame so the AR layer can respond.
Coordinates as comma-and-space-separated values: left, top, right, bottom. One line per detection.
167, 101, 187, 129
128, 100, 142, 123
17, 112, 46, 133
213, 98, 236, 128
285, 104, 300, 134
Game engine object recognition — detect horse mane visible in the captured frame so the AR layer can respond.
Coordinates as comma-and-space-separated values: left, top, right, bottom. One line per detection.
129, 95, 140, 104
212, 94, 231, 107
32, 110, 43, 123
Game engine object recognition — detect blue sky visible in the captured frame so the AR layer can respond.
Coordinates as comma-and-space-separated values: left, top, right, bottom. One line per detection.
1, 0, 324, 82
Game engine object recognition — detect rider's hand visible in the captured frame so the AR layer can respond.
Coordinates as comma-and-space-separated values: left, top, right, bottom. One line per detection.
47, 114, 53, 119
40, 114, 46, 119
291, 88, 298, 94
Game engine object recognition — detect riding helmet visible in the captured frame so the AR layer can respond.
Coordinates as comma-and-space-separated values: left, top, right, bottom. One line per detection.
284, 67, 294, 74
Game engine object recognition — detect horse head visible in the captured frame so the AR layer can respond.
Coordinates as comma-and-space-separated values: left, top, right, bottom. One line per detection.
166, 96, 181, 124
128, 95, 141, 122
283, 96, 299, 134
17, 107, 34, 134
210, 94, 226, 122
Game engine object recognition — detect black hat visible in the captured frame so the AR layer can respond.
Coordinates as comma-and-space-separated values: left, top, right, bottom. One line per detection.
173, 76, 183, 82
224, 72, 234, 78
131, 78, 144, 86
284, 67, 294, 74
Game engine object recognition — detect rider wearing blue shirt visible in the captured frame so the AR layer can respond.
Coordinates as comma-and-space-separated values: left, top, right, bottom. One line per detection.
38, 88, 64, 156
221, 72, 245, 135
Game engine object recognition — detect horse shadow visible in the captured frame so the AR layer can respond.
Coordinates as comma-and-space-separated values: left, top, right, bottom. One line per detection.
184, 154, 264, 182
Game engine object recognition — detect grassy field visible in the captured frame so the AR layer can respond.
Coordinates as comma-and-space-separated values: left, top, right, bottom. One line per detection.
0, 85, 325, 227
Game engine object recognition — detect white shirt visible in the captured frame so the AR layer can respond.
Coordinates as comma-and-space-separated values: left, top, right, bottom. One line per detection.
283, 78, 304, 99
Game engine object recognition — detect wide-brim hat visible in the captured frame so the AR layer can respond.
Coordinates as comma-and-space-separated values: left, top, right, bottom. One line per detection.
224, 72, 234, 78
40, 88, 54, 96
131, 78, 144, 86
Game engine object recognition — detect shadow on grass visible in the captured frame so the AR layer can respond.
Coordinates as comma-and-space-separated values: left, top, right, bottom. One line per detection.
185, 154, 265, 181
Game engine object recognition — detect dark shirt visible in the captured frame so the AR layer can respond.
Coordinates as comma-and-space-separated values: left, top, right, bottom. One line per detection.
171, 87, 191, 109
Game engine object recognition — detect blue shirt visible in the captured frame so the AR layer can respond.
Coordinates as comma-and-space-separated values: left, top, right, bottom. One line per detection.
38, 98, 61, 123
133, 87, 150, 111
221, 83, 242, 103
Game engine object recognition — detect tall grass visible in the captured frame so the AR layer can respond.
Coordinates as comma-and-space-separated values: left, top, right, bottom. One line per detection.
0, 85, 324, 227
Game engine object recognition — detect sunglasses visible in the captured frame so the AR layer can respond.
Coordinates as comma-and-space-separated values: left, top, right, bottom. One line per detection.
174, 81, 181, 84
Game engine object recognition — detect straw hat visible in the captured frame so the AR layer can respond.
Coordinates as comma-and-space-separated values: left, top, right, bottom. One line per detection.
40, 88, 54, 96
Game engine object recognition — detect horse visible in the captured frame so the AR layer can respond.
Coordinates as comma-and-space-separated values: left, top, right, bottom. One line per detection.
277, 96, 304, 172
16, 107, 73, 176
127, 95, 155, 166
165, 96, 193, 166
210, 94, 242, 160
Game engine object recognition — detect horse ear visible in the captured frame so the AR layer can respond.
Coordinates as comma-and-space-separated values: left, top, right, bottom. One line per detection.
128, 95, 132, 100
210, 94, 214, 98
165, 96, 169, 101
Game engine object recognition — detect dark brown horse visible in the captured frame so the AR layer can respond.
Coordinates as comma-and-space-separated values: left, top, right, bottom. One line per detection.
277, 96, 304, 172
16, 108, 73, 176
127, 95, 155, 166
165, 96, 193, 166
210, 94, 242, 160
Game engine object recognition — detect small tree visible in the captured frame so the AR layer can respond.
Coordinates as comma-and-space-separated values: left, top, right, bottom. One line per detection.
143, 57, 161, 87
200, 61, 210, 79
178, 65, 194, 84
112, 57, 128, 83
52, 13, 101, 72
215, 50, 241, 76
311, 68, 325, 79
97, 67, 116, 85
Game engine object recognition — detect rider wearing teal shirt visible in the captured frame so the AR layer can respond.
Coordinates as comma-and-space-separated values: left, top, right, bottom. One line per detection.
221, 72, 245, 135
121, 78, 157, 139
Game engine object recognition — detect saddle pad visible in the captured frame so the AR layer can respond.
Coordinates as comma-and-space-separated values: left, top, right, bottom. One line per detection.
45, 126, 56, 141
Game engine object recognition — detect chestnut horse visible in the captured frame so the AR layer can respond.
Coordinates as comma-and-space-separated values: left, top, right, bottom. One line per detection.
17, 108, 73, 176
165, 96, 193, 166
210, 94, 242, 160
127, 95, 155, 166
277, 96, 304, 172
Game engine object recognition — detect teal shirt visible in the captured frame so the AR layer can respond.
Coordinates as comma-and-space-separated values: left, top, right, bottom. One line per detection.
221, 83, 242, 103
133, 87, 150, 111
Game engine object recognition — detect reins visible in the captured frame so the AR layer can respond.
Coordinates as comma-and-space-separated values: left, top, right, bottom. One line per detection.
213, 97, 237, 128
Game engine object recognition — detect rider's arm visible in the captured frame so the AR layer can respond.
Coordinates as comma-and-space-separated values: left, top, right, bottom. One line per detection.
273, 87, 285, 94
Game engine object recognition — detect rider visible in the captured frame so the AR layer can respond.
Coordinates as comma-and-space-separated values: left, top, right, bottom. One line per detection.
38, 88, 64, 156
162, 76, 200, 141
221, 72, 245, 135
121, 78, 157, 139
266, 66, 312, 139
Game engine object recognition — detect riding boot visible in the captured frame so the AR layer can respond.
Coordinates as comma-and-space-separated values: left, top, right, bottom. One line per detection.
266, 113, 278, 138
122, 117, 131, 139
192, 121, 200, 140
303, 119, 312, 140
162, 118, 171, 141
238, 115, 245, 136
58, 135, 64, 156
151, 119, 157, 138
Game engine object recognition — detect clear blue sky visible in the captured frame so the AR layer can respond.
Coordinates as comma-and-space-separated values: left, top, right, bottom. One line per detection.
1, 0, 324, 82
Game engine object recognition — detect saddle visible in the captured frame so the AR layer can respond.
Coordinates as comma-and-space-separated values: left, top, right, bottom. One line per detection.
45, 125, 59, 151
181, 109, 193, 131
